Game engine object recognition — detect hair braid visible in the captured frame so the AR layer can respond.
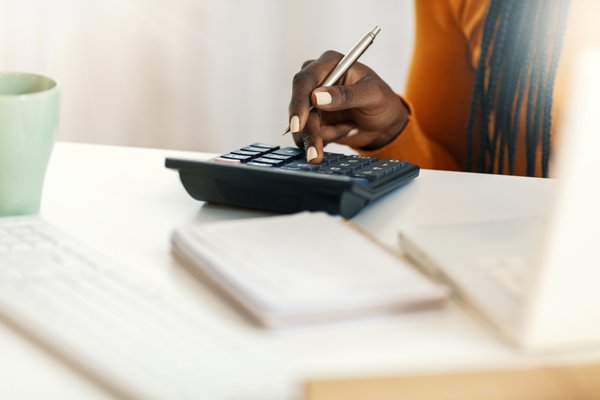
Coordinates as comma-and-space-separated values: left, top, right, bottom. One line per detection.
541, 0, 570, 177
483, 0, 515, 173
492, 0, 522, 174
467, 0, 571, 176
466, 0, 502, 172
508, 0, 538, 174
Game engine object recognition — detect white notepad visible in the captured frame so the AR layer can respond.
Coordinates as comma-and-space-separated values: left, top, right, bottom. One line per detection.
172, 212, 447, 327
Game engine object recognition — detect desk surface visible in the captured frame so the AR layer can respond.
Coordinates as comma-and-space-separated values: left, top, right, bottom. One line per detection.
1, 142, 598, 399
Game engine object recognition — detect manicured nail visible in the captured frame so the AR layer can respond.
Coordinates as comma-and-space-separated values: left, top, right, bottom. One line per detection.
306, 146, 318, 162
314, 91, 332, 105
347, 128, 359, 137
290, 115, 300, 133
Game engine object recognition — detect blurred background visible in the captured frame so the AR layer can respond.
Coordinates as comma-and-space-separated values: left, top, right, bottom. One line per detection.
0, 0, 414, 153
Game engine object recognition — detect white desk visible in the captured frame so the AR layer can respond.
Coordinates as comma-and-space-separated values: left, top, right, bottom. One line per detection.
1, 142, 598, 399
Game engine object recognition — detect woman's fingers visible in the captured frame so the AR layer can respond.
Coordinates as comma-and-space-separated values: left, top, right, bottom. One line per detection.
287, 50, 408, 157
336, 129, 379, 148
293, 110, 324, 163
295, 121, 374, 160
311, 77, 385, 112
318, 123, 358, 144
302, 112, 324, 163
288, 51, 343, 133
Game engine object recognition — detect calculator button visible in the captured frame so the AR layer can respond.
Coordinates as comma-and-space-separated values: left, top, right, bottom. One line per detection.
317, 166, 351, 175
351, 177, 370, 185
285, 161, 319, 171
370, 166, 389, 174
273, 147, 304, 157
221, 153, 253, 162
317, 171, 339, 176
253, 157, 285, 166
345, 158, 370, 168
213, 157, 241, 165
246, 161, 273, 167
351, 172, 378, 180
322, 153, 345, 162
232, 149, 261, 157
242, 146, 269, 154
348, 155, 377, 163
250, 143, 280, 150
352, 168, 386, 180
370, 159, 403, 169
383, 158, 408, 166
329, 161, 360, 171
262, 153, 292, 161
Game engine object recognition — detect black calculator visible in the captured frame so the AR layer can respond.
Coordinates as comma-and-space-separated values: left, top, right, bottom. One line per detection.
165, 143, 419, 218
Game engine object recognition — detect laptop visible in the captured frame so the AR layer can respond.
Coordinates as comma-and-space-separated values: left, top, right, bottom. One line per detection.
400, 47, 600, 350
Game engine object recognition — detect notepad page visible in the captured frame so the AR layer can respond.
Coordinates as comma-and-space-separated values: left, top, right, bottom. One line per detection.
175, 213, 445, 320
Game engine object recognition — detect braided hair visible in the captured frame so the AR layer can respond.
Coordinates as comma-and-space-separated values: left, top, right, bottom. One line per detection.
466, 0, 571, 177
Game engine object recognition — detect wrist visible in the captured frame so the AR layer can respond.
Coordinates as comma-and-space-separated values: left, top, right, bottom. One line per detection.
360, 96, 410, 151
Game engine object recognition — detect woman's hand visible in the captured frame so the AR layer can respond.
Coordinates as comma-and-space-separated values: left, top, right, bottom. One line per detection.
288, 50, 409, 163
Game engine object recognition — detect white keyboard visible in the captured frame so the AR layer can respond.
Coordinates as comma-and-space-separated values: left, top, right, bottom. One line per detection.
476, 256, 531, 299
0, 216, 290, 400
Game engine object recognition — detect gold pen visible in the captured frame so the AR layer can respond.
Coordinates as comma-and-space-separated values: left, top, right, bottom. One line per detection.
283, 26, 381, 135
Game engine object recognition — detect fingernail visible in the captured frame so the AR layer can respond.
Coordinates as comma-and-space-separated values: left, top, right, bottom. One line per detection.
347, 128, 359, 137
290, 115, 300, 133
306, 146, 318, 162
314, 91, 332, 105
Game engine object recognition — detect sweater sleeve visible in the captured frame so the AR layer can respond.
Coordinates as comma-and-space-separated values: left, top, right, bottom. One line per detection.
356, 95, 460, 170
355, 0, 486, 172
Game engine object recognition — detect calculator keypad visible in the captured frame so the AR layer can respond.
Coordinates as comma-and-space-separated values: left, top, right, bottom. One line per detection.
215, 144, 408, 184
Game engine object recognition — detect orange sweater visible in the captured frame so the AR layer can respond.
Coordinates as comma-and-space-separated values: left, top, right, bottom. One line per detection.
359, 0, 600, 177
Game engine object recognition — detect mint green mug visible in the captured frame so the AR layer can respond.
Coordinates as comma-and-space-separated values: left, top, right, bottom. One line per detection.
0, 72, 59, 216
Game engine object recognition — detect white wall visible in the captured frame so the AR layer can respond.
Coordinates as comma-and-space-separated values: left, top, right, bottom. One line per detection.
0, 0, 414, 152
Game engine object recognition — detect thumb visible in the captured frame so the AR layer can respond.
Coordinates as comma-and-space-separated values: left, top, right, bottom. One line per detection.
311, 79, 384, 111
